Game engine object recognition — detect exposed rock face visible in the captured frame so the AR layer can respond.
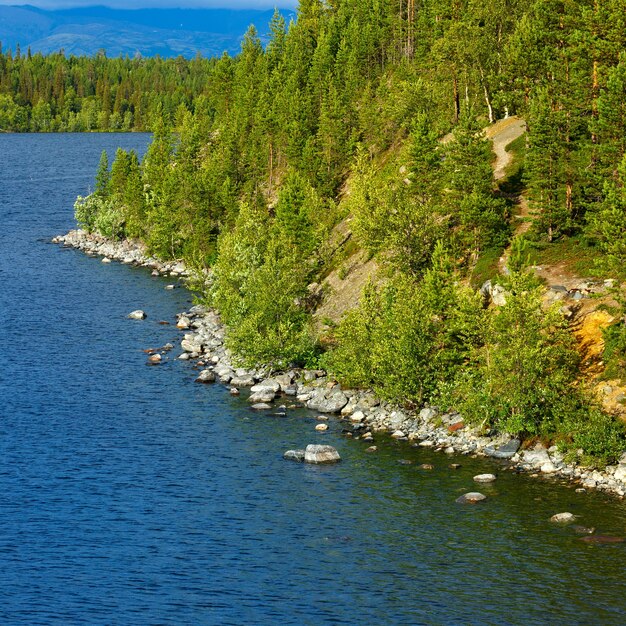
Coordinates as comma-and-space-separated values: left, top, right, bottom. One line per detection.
456, 492, 487, 504
304, 444, 341, 464
128, 310, 146, 320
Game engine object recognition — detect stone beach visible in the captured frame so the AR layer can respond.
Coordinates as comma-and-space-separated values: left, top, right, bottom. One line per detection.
53, 229, 626, 498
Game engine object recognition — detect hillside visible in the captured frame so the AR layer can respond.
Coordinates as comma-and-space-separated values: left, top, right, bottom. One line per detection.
36, 0, 626, 464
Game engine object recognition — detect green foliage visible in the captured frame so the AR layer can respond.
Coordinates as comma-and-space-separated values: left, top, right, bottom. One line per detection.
558, 406, 626, 467
211, 202, 317, 368
451, 271, 582, 436
325, 243, 483, 404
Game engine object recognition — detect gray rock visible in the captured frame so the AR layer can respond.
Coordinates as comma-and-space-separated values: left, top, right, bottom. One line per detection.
473, 473, 497, 483
550, 512, 577, 523
456, 492, 487, 504
283, 449, 305, 462
491, 284, 508, 306
128, 310, 146, 320
521, 444, 551, 468
304, 444, 341, 464
250, 403, 272, 410
484, 438, 520, 459
274, 373, 294, 390
419, 407, 437, 422
249, 390, 276, 403
307, 388, 348, 414
195, 369, 216, 383
250, 379, 281, 395
230, 375, 255, 388
181, 338, 203, 353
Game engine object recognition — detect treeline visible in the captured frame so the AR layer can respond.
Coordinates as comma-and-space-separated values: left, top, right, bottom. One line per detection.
0, 46, 217, 131
77, 0, 626, 462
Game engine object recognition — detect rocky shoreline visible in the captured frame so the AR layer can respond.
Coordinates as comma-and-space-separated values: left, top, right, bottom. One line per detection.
53, 229, 626, 497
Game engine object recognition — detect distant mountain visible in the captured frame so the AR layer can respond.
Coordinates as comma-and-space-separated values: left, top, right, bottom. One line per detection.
0, 5, 296, 58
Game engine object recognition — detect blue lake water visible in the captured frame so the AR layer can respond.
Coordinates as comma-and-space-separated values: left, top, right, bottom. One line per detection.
1, 133, 626, 625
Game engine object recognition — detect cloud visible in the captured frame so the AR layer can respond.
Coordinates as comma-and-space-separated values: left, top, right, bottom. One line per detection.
0, 1, 298, 8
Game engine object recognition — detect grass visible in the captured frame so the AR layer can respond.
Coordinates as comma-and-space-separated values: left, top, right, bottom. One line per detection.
470, 246, 505, 288
525, 234, 601, 278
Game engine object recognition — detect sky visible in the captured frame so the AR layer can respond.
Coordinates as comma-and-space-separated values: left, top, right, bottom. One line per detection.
0, 1, 298, 8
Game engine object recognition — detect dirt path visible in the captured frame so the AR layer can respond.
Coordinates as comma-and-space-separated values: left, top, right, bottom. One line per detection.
485, 116, 526, 181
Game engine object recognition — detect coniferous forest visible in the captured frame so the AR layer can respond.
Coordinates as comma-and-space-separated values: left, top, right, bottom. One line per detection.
6, 0, 626, 462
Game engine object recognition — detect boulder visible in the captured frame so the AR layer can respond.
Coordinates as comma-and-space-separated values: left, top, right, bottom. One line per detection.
350, 410, 366, 423
306, 388, 348, 414
176, 316, 191, 329
274, 373, 293, 390
315, 423, 329, 431
419, 407, 437, 422
128, 310, 146, 320
283, 449, 305, 462
230, 375, 255, 388
520, 444, 551, 468
456, 492, 487, 504
249, 390, 276, 403
485, 439, 521, 460
181, 338, 203, 353
195, 369, 216, 384
250, 379, 281, 395
614, 463, 626, 482
304, 444, 341, 464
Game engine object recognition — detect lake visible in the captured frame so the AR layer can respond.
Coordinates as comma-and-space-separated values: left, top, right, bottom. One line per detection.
1, 133, 626, 625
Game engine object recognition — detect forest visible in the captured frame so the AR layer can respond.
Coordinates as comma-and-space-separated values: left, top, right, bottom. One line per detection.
8, 0, 626, 463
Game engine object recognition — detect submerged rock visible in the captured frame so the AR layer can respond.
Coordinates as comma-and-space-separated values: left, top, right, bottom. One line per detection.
550, 512, 577, 524
456, 492, 487, 504
473, 473, 497, 483
128, 310, 146, 320
283, 449, 306, 462
304, 444, 341, 464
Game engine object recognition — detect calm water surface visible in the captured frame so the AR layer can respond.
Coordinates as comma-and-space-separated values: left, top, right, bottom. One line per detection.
1, 133, 626, 625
